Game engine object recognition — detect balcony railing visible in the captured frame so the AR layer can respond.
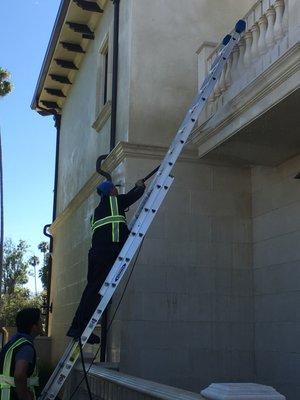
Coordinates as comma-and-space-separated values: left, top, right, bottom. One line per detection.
197, 0, 291, 127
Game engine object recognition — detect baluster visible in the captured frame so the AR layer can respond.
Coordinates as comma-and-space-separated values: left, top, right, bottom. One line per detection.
213, 76, 221, 101
274, 0, 285, 40
250, 23, 259, 60
237, 38, 245, 72
258, 15, 268, 55
243, 30, 253, 66
231, 45, 239, 74
224, 55, 232, 89
207, 93, 215, 117
207, 56, 213, 76
282, 0, 288, 33
219, 67, 227, 94
265, 6, 276, 48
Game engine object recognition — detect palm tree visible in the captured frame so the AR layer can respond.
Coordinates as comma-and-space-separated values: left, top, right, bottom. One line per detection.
0, 68, 12, 97
0, 134, 3, 294
28, 256, 40, 296
0, 67, 12, 291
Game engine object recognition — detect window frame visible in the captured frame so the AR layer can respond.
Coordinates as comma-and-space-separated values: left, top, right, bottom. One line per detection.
93, 33, 112, 132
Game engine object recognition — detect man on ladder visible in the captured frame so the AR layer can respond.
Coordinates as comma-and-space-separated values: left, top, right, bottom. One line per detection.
67, 178, 146, 344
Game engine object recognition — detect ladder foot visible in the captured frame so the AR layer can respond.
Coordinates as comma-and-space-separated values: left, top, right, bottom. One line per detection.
235, 19, 246, 34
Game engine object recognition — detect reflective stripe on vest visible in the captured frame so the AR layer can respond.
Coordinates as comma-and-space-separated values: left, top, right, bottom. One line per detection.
0, 338, 39, 400
92, 196, 126, 242
110, 197, 121, 242
0, 375, 39, 388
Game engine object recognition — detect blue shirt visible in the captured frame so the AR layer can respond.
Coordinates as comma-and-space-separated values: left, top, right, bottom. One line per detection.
10, 333, 35, 366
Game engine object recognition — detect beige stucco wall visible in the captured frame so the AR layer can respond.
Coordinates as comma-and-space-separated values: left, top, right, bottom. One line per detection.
49, 193, 95, 362
127, 0, 254, 147
56, 0, 133, 214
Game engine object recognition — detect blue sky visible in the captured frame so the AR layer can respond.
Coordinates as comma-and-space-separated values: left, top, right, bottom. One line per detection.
1, 0, 61, 291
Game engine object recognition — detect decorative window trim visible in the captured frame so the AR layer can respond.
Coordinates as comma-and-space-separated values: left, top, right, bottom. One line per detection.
92, 100, 112, 132
99, 32, 109, 54
95, 34, 110, 109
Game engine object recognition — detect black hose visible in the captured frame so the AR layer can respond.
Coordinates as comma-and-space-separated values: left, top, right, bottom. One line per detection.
142, 165, 160, 183
107, 239, 144, 332
78, 338, 93, 400
68, 344, 101, 400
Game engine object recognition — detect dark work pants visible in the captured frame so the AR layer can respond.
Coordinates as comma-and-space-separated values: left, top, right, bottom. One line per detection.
70, 243, 122, 331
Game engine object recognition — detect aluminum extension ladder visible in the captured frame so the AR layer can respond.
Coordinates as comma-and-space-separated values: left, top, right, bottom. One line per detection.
39, 19, 246, 400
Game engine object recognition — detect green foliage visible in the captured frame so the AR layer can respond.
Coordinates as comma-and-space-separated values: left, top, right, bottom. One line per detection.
0, 239, 45, 327
0, 288, 43, 326
0, 67, 12, 97
28, 255, 39, 267
2, 239, 29, 294
38, 241, 50, 291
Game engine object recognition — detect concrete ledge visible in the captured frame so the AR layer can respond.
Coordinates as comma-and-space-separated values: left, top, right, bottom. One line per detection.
75, 363, 205, 400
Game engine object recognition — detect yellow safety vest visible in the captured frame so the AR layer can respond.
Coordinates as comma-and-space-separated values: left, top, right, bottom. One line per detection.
0, 337, 39, 400
91, 196, 126, 242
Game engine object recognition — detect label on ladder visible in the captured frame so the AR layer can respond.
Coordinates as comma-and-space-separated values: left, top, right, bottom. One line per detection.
39, 19, 246, 400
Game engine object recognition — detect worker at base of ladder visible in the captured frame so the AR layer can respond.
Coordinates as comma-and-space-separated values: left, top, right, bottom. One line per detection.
0, 308, 42, 400
66, 178, 146, 344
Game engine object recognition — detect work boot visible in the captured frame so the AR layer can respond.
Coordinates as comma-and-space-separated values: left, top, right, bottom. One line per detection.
86, 333, 100, 345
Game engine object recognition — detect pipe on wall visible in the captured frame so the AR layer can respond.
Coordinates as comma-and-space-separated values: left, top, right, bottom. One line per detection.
100, 0, 121, 361
37, 110, 61, 335
110, 0, 120, 151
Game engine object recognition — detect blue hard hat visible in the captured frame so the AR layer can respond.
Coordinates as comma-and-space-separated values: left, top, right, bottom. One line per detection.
97, 180, 114, 196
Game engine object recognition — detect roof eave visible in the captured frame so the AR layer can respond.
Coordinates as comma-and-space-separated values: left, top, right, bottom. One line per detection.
31, 0, 71, 112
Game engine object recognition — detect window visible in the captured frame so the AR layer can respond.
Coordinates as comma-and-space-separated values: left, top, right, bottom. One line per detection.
103, 48, 109, 105
93, 34, 112, 132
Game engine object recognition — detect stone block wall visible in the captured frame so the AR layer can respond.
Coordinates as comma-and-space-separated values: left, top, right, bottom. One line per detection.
106, 156, 254, 392
252, 155, 300, 399
49, 191, 98, 363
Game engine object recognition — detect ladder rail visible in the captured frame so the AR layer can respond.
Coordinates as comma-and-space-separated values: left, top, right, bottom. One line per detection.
38, 20, 245, 400
38, 340, 76, 398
